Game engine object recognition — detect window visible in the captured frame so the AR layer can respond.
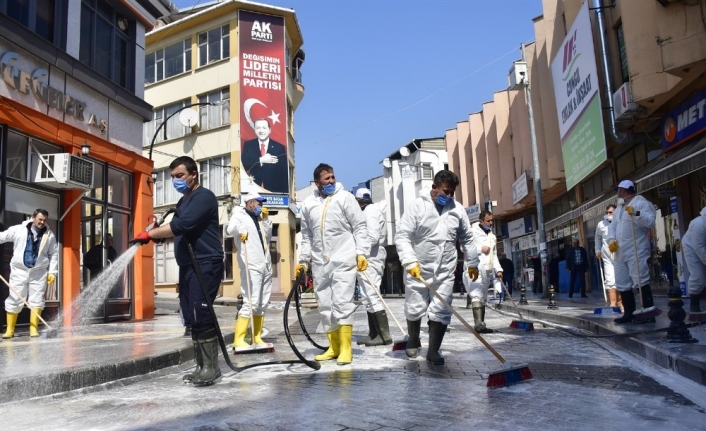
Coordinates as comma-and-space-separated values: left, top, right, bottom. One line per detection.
143, 99, 191, 146
581, 165, 613, 201
616, 24, 629, 84
154, 240, 178, 284
223, 235, 233, 281
198, 24, 229, 66
198, 88, 230, 130
153, 168, 180, 206
79, 0, 134, 90
2, 0, 60, 44
145, 38, 192, 84
199, 155, 231, 196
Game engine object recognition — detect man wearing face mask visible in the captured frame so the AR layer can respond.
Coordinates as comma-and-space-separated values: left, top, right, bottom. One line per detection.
607, 180, 657, 324
595, 205, 621, 309
1, 209, 58, 338
227, 191, 272, 349
395, 170, 479, 365
296, 163, 369, 365
463, 210, 502, 333
131, 156, 224, 386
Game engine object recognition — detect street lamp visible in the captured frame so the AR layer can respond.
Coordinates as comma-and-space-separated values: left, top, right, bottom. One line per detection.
147, 101, 222, 160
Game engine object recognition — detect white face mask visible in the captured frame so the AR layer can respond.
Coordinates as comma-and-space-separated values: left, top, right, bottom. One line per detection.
604, 214, 613, 222
617, 198, 625, 206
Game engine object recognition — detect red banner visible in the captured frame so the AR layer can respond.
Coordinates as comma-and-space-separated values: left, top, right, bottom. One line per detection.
239, 10, 288, 194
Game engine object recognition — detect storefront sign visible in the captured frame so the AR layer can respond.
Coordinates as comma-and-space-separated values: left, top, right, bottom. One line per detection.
658, 185, 677, 198
465, 204, 481, 222
260, 193, 289, 208
512, 171, 529, 205
507, 215, 534, 239
550, 2, 607, 190
0, 51, 108, 134
661, 88, 706, 152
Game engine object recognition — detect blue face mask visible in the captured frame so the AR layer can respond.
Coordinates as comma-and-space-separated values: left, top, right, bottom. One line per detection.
253, 206, 262, 216
481, 224, 492, 231
172, 178, 190, 194
322, 183, 336, 195
435, 194, 452, 206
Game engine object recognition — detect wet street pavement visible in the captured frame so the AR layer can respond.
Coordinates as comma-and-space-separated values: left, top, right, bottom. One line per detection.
1, 292, 705, 430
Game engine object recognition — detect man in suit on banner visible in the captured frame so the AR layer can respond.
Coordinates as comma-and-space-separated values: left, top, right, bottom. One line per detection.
241, 118, 288, 194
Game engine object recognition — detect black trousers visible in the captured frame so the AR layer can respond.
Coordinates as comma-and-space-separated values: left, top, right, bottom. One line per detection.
179, 260, 224, 334
505, 276, 514, 294
568, 270, 586, 297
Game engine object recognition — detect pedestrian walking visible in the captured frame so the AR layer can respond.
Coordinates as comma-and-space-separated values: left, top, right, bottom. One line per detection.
566, 238, 589, 298
499, 253, 514, 295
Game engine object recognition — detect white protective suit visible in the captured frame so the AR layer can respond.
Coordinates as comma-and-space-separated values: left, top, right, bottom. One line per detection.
682, 206, 706, 295
299, 182, 369, 332
226, 206, 273, 317
463, 222, 502, 302
608, 195, 656, 292
395, 190, 478, 325
355, 201, 387, 313
0, 221, 58, 313
594, 218, 616, 288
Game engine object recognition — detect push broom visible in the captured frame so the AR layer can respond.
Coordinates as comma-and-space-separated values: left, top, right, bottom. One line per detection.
0, 274, 58, 339
416, 275, 532, 388
628, 211, 662, 322
593, 259, 621, 315
501, 281, 534, 331
360, 271, 420, 351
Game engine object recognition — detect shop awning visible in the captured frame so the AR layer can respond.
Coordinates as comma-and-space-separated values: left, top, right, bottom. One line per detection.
545, 190, 615, 230
635, 134, 706, 192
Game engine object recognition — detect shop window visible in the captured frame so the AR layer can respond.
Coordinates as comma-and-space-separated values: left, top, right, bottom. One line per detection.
616, 23, 629, 84
89, 161, 105, 200
153, 168, 180, 206
198, 24, 229, 67
107, 167, 130, 208
198, 87, 230, 131
154, 239, 178, 284
143, 99, 191, 145
6, 131, 29, 180
79, 0, 134, 90
199, 155, 231, 197
145, 38, 192, 84
2, 0, 60, 44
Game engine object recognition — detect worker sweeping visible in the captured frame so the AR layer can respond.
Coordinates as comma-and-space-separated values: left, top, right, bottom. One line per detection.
682, 205, 706, 320
227, 191, 273, 349
595, 204, 622, 310
354, 187, 392, 347
0, 209, 58, 338
607, 180, 657, 324
296, 163, 369, 365
395, 169, 479, 365
464, 210, 502, 334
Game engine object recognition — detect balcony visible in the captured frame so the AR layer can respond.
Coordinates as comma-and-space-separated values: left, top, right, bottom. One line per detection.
287, 68, 305, 110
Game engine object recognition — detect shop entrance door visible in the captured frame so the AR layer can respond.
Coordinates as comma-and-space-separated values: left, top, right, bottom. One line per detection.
269, 237, 280, 294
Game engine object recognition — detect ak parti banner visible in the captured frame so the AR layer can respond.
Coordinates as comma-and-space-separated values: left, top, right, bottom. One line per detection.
239, 10, 288, 195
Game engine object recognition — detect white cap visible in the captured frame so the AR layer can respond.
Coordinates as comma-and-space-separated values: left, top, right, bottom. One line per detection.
355, 188, 372, 199
243, 191, 266, 202
616, 180, 635, 191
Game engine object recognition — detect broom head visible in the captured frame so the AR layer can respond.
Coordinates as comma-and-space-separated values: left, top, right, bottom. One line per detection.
232, 343, 275, 355
509, 320, 534, 331
593, 306, 622, 315
486, 362, 533, 388
392, 337, 421, 351
632, 306, 662, 322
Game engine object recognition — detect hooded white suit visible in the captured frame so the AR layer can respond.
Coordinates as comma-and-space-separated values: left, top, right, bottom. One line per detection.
356, 201, 387, 313
226, 206, 273, 317
395, 189, 478, 325
463, 221, 502, 302
683, 207, 706, 295
595, 217, 616, 288
608, 195, 656, 292
0, 221, 58, 313
299, 182, 369, 332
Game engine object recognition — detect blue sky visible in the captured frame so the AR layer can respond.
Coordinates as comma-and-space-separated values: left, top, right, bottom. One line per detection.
173, 0, 542, 190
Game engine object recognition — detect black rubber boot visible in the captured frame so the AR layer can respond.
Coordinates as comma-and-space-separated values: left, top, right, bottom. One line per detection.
406, 319, 421, 358
182, 333, 203, 383
193, 330, 221, 387
366, 310, 392, 346
466, 294, 472, 309
426, 320, 447, 365
472, 299, 494, 333
690, 294, 702, 313
640, 284, 654, 309
614, 290, 636, 324
357, 312, 378, 345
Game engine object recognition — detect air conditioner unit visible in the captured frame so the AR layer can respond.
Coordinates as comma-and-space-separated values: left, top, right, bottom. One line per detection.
612, 82, 640, 120
33, 153, 95, 190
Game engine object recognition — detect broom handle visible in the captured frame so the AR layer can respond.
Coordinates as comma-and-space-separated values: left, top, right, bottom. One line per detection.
628, 210, 644, 309
598, 258, 608, 303
242, 239, 256, 342
501, 280, 525, 321
417, 275, 506, 364
360, 270, 406, 335
0, 273, 54, 330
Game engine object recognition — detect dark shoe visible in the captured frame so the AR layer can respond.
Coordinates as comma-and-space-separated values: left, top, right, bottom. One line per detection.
357, 312, 377, 345
614, 290, 636, 324
366, 310, 392, 346
193, 330, 221, 387
466, 294, 472, 309
640, 284, 654, 309
406, 319, 421, 358
183, 327, 192, 337
472, 301, 494, 334
183, 335, 203, 383
426, 320, 447, 365
690, 294, 702, 313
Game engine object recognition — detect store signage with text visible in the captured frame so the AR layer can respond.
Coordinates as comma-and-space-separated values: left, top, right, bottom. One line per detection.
512, 172, 529, 205
661, 88, 706, 152
507, 215, 534, 239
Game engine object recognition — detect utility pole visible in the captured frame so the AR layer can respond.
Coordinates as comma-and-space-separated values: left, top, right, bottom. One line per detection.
521, 43, 550, 298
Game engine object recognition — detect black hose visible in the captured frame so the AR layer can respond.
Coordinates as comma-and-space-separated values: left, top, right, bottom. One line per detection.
291, 276, 328, 351
283, 274, 322, 369
185, 242, 319, 372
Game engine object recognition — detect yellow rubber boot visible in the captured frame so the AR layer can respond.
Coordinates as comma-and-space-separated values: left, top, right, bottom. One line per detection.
253, 315, 266, 345
314, 329, 340, 361
3, 312, 18, 339
337, 325, 353, 365
29, 308, 42, 337
233, 316, 250, 348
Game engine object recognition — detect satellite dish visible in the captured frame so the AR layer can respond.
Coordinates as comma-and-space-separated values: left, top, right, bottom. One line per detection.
399, 147, 410, 157
179, 108, 199, 128
382, 158, 391, 168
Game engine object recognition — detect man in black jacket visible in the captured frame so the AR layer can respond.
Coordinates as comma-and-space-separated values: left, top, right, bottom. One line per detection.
566, 238, 589, 298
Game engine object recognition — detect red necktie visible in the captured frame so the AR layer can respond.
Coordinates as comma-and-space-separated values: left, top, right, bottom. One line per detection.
260, 143, 266, 156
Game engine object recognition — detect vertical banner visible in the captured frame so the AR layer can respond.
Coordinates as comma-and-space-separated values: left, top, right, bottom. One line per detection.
670, 196, 689, 297
239, 11, 289, 195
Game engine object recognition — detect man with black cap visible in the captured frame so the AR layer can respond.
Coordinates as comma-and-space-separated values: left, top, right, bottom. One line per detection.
607, 180, 657, 324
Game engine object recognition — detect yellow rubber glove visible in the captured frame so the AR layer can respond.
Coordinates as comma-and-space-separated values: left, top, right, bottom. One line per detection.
295, 263, 307, 276
357, 255, 368, 271
608, 240, 619, 253
626, 206, 634, 216
596, 252, 602, 259
406, 263, 421, 279
467, 267, 479, 281
239, 232, 248, 243
261, 207, 269, 218
47, 274, 55, 285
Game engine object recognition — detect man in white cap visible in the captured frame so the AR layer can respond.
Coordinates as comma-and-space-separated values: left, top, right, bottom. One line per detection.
354, 187, 392, 346
226, 191, 272, 349
607, 180, 657, 324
